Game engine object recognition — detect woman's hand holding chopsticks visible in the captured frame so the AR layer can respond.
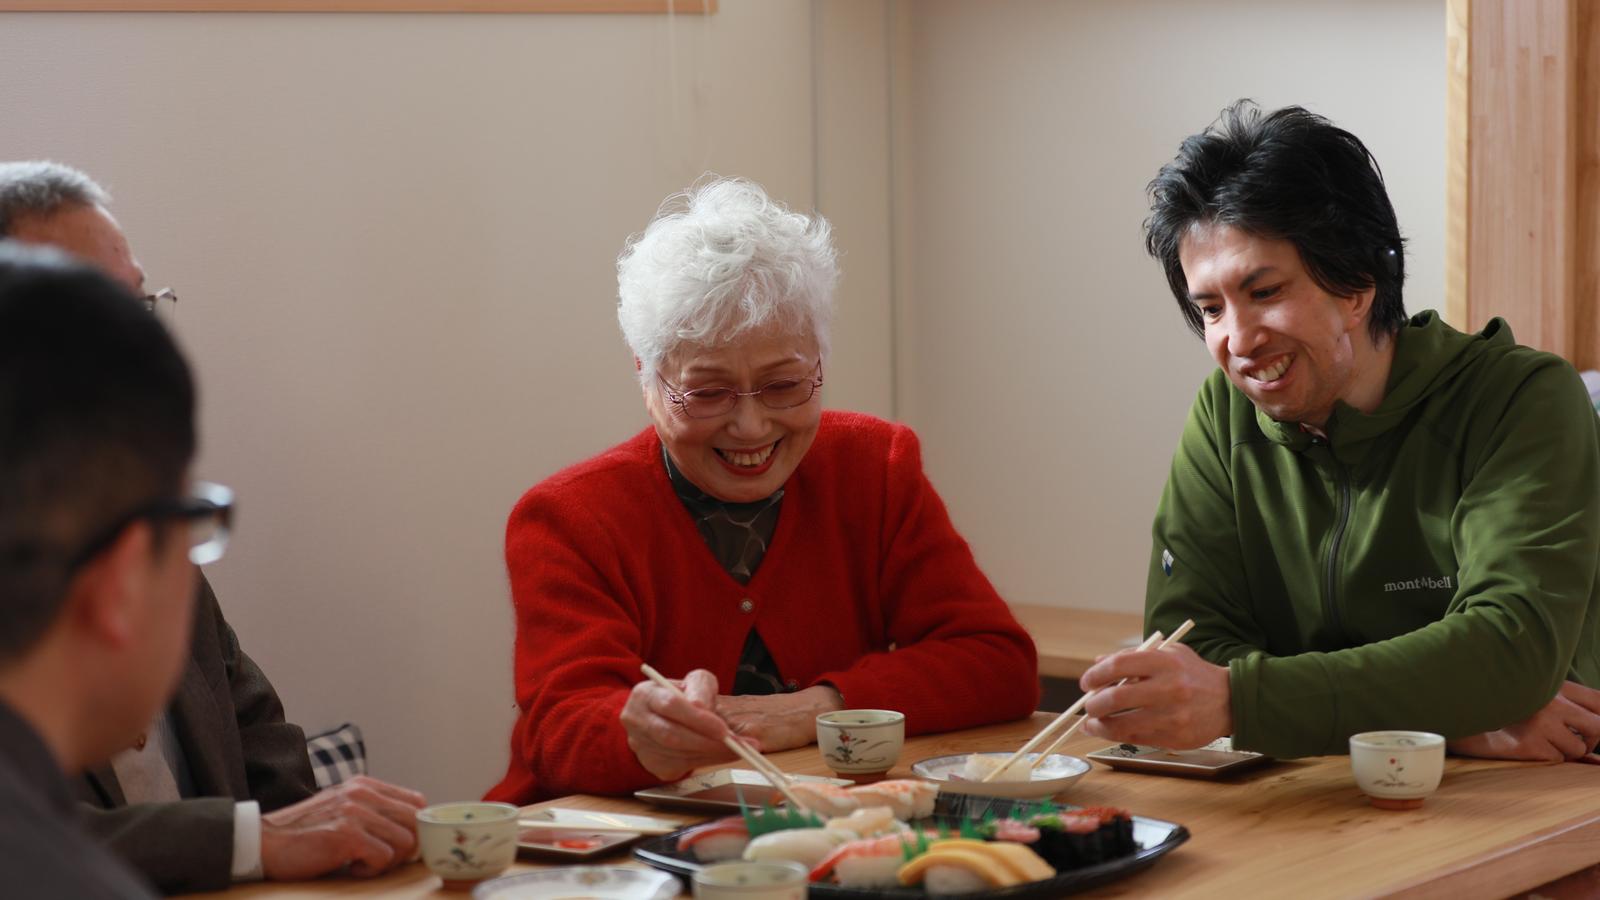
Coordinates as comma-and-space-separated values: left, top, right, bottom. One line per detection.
1076, 640, 1233, 749
621, 667, 758, 781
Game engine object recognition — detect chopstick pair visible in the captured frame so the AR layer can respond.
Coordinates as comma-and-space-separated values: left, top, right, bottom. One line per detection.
983, 619, 1196, 781
637, 663, 814, 817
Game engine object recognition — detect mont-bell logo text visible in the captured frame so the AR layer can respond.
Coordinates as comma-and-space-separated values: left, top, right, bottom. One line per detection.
1383, 574, 1455, 592
1161, 548, 1175, 576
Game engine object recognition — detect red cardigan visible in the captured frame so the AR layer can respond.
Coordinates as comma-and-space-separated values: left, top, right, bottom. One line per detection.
484, 411, 1039, 803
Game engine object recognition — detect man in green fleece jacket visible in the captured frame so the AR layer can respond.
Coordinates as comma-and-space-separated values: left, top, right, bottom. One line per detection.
1077, 101, 1600, 761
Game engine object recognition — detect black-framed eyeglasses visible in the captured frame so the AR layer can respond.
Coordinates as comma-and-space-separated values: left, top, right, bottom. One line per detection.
142, 287, 177, 318
658, 361, 824, 419
67, 481, 234, 571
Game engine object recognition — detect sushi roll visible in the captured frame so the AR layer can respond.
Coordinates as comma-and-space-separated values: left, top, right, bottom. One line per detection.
809, 832, 930, 889
675, 815, 750, 862
743, 827, 854, 869
897, 838, 1055, 895
1027, 806, 1137, 869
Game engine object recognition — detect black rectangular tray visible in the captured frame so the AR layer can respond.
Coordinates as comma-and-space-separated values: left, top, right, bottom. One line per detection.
632, 792, 1189, 899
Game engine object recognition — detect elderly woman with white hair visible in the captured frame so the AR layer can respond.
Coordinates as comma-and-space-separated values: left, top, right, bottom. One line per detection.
485, 178, 1038, 803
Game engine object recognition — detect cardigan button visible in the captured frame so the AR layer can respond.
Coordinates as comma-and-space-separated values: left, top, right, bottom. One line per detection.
740, 598, 755, 613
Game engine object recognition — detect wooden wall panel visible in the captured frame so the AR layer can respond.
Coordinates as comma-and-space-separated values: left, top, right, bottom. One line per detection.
1446, 0, 1470, 330
1577, 0, 1599, 370
1454, 0, 1597, 369
1465, 0, 1575, 360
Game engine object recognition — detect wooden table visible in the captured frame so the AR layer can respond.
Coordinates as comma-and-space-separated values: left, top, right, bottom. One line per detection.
195, 714, 1600, 899
1008, 604, 1144, 679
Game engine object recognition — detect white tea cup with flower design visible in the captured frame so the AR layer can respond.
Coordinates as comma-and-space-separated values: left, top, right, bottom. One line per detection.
416, 801, 518, 889
1349, 731, 1446, 810
817, 709, 905, 783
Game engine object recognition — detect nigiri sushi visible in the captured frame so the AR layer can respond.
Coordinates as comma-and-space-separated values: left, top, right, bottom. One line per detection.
824, 805, 905, 839
786, 782, 860, 818
847, 779, 939, 820
897, 838, 1055, 895
742, 827, 854, 869
809, 832, 933, 889
674, 815, 749, 862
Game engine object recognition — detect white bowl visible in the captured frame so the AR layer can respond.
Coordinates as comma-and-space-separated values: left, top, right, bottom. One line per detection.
417, 801, 519, 889
911, 752, 1091, 799
1349, 731, 1445, 810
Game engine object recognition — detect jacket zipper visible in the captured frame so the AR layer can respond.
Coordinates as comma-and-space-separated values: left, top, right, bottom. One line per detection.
1324, 460, 1351, 639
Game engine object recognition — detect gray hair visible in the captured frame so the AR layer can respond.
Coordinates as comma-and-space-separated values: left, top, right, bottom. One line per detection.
617, 176, 837, 383
0, 161, 110, 237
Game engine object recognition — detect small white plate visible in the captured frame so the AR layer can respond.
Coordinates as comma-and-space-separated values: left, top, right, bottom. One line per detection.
473, 866, 677, 899
518, 807, 684, 835
911, 752, 1091, 799
515, 827, 640, 860
634, 768, 852, 811
1086, 737, 1270, 778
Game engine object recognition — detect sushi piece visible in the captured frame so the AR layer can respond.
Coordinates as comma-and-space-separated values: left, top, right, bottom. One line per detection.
786, 782, 860, 818
743, 827, 854, 869
824, 805, 905, 839
675, 815, 749, 862
897, 838, 1055, 895
809, 832, 932, 889
676, 817, 749, 861
847, 779, 938, 820
976, 817, 1042, 844
1027, 806, 1137, 869
958, 753, 1033, 783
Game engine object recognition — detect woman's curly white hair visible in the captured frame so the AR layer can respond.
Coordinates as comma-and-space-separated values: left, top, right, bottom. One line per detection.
617, 176, 837, 382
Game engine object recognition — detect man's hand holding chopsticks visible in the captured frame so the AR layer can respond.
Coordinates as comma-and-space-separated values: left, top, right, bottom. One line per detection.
622, 668, 757, 781
1076, 643, 1233, 749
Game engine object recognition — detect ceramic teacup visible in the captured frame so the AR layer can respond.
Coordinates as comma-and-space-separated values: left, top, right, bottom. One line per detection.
692, 860, 809, 899
416, 801, 519, 889
1349, 731, 1446, 810
817, 709, 905, 783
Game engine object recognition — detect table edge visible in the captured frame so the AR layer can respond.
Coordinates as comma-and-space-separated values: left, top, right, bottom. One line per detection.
1380, 807, 1600, 899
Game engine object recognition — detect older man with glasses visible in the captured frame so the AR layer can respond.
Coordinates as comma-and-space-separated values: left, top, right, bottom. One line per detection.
0, 161, 426, 894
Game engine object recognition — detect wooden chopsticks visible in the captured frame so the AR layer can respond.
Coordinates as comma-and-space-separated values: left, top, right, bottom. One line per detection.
638, 663, 814, 816
984, 618, 1196, 781
1030, 619, 1197, 767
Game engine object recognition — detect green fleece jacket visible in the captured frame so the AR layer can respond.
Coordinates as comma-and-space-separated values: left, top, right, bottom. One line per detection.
1146, 311, 1600, 758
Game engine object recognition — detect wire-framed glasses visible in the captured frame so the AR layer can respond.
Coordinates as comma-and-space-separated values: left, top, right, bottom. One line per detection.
658, 361, 824, 419
142, 287, 177, 319
67, 481, 235, 570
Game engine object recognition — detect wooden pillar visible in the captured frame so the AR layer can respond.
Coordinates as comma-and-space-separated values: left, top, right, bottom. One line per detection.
1449, 0, 1598, 369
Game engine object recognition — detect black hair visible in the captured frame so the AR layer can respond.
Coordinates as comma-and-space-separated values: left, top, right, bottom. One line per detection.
0, 241, 195, 665
1144, 100, 1408, 341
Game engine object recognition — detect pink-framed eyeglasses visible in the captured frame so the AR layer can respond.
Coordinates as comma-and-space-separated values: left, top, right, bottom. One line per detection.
658, 361, 824, 419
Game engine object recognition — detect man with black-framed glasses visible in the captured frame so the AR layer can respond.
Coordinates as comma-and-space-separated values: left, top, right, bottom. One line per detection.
0, 243, 204, 897
0, 161, 425, 893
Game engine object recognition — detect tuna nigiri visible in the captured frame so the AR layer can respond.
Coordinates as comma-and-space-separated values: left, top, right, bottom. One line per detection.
674, 815, 750, 862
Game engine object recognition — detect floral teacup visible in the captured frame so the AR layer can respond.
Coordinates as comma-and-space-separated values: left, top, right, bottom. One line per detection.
1349, 731, 1445, 810
416, 801, 518, 889
817, 709, 905, 783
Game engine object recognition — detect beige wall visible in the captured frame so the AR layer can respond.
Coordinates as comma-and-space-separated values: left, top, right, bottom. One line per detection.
0, 0, 1444, 802
896, 0, 1446, 614
0, 1, 893, 800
